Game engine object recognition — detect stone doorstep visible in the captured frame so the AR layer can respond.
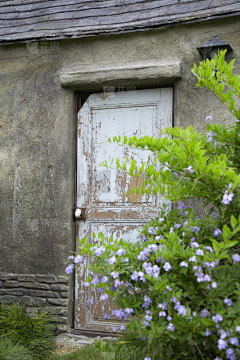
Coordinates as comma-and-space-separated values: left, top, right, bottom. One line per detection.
55, 333, 117, 347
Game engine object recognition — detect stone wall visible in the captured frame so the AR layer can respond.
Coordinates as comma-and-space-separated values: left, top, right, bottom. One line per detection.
0, 273, 70, 331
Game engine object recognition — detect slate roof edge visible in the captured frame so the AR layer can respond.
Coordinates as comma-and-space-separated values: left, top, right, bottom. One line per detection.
0, 11, 239, 46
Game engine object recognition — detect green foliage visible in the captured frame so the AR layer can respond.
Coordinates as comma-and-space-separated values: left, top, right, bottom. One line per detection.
67, 51, 240, 359
0, 302, 55, 359
0, 338, 33, 360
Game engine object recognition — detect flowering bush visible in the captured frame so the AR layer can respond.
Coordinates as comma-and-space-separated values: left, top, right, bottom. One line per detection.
66, 51, 240, 360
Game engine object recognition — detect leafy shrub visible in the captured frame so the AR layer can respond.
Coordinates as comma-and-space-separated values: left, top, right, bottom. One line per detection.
66, 50, 240, 360
0, 302, 55, 359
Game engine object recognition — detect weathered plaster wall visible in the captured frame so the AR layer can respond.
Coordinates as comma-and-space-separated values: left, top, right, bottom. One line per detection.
0, 16, 239, 327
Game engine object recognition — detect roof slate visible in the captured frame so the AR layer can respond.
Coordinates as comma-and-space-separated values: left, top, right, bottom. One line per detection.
0, 0, 239, 44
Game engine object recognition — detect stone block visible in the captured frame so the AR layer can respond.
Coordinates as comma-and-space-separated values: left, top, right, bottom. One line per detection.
46, 307, 68, 315
17, 275, 35, 282
0, 295, 17, 303
57, 324, 68, 332
0, 274, 18, 281
0, 288, 26, 296
28, 289, 59, 298
36, 274, 58, 283
21, 296, 47, 306
15, 282, 50, 290
48, 298, 68, 306
57, 275, 69, 283
4, 281, 21, 288
60, 292, 69, 298
51, 284, 68, 292
55, 316, 68, 324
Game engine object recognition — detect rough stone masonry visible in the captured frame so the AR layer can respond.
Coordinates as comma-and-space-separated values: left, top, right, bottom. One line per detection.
0, 272, 69, 331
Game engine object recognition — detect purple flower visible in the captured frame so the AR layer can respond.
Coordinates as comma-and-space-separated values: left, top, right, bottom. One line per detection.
196, 249, 204, 256
205, 329, 212, 336
201, 309, 210, 318
167, 323, 175, 332
98, 287, 105, 293
143, 320, 150, 327
68, 255, 74, 260
108, 255, 117, 265
100, 275, 108, 283
222, 191, 234, 205
87, 297, 94, 305
145, 314, 152, 322
186, 165, 194, 173
110, 284, 117, 292
116, 248, 126, 256
148, 226, 156, 235
163, 262, 171, 272
158, 301, 168, 310
180, 261, 188, 268
191, 242, 199, 248
159, 311, 166, 317
205, 115, 213, 123
142, 295, 152, 308
204, 246, 214, 253
152, 265, 160, 278
213, 228, 222, 237
224, 298, 233, 307
166, 316, 172, 321
191, 226, 200, 234
217, 339, 228, 350
131, 271, 139, 281
100, 293, 108, 301
125, 308, 134, 315
158, 218, 164, 223
112, 326, 118, 332
65, 264, 74, 274
104, 313, 111, 319
212, 282, 217, 289
93, 245, 105, 257
204, 275, 211, 282
189, 256, 197, 263
110, 271, 119, 279
229, 337, 239, 346
144, 357, 152, 360
207, 131, 214, 142
120, 324, 126, 331
219, 329, 229, 339
174, 223, 181, 229
236, 326, 240, 333
74, 254, 83, 264
232, 254, 240, 264
91, 276, 99, 286
166, 285, 172, 291
212, 313, 223, 323
177, 305, 187, 317
226, 348, 235, 359
122, 258, 129, 263
155, 235, 164, 241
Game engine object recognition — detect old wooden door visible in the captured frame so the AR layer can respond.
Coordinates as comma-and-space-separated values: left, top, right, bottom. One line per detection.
75, 88, 173, 331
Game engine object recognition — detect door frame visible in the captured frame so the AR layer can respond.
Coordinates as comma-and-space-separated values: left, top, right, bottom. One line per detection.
72, 86, 175, 331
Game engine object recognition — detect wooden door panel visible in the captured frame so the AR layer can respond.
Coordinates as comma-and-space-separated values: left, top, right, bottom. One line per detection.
75, 88, 173, 331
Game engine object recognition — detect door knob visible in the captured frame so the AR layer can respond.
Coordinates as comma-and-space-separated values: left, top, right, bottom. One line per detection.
72, 205, 86, 221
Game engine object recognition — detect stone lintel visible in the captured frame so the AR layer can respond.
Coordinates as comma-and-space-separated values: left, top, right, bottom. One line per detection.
60, 60, 182, 90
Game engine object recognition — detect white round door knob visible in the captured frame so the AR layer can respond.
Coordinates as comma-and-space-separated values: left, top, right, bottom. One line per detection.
75, 208, 82, 218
